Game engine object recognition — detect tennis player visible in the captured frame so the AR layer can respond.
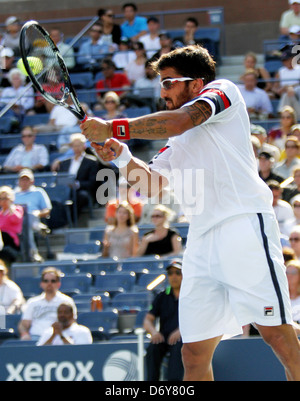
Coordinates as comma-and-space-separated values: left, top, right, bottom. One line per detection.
81, 45, 300, 381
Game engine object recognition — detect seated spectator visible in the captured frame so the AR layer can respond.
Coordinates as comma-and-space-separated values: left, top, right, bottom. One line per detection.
149, 31, 175, 63
52, 133, 100, 216
238, 69, 273, 120
131, 60, 161, 109
289, 225, 300, 259
95, 91, 127, 119
0, 259, 24, 314
96, 58, 131, 99
268, 180, 296, 236
139, 16, 161, 58
0, 68, 34, 114
280, 0, 300, 37
288, 24, 300, 43
77, 23, 110, 71
285, 259, 300, 327
274, 136, 300, 179
283, 166, 300, 202
98, 8, 121, 46
0, 186, 23, 253
49, 27, 75, 70
144, 258, 184, 381
125, 41, 147, 84
19, 267, 77, 341
283, 246, 297, 263
137, 204, 182, 257
121, 3, 148, 42
268, 106, 296, 147
112, 37, 136, 69
0, 47, 15, 88
273, 46, 300, 118
105, 177, 143, 224
258, 151, 285, 183
291, 194, 300, 223
174, 17, 201, 47
102, 201, 139, 259
2, 16, 21, 57
37, 302, 92, 346
242, 51, 272, 93
14, 169, 52, 262
251, 124, 281, 162
3, 126, 49, 173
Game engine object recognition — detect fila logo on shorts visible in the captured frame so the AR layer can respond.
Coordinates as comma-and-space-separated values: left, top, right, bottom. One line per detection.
264, 306, 274, 316
199, 87, 232, 115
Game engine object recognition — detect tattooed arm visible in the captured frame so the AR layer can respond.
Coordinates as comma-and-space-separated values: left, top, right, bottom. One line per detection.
80, 101, 212, 143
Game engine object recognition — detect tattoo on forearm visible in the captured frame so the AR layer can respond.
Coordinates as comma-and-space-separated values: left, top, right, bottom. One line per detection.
130, 117, 168, 137
184, 101, 212, 126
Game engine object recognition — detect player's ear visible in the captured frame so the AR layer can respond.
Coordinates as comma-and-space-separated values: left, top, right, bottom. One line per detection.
191, 78, 204, 94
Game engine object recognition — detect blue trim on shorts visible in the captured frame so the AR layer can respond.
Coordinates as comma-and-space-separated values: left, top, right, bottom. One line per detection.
257, 213, 287, 325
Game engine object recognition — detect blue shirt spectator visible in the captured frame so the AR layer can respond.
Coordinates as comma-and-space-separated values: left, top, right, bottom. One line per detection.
121, 3, 148, 41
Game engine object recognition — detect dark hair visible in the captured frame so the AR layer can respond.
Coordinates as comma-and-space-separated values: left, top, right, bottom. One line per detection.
186, 17, 199, 27
151, 45, 216, 85
122, 3, 137, 12
101, 58, 116, 70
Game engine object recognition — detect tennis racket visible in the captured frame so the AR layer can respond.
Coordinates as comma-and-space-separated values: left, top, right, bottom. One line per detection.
19, 20, 88, 122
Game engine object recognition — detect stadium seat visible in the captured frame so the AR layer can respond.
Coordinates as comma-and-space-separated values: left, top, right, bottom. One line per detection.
63, 242, 101, 255
69, 72, 94, 89
77, 260, 119, 275
60, 273, 93, 295
0, 314, 22, 341
15, 277, 41, 298
73, 292, 111, 313
94, 272, 136, 294
22, 114, 50, 127
135, 272, 167, 292
77, 311, 119, 339
0, 117, 14, 134
1, 339, 37, 346
125, 107, 151, 118
111, 292, 153, 310
44, 185, 74, 228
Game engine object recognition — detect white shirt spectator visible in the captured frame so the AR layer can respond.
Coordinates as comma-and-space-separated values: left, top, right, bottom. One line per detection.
273, 199, 296, 236
238, 84, 273, 116
4, 143, 49, 170
0, 85, 34, 112
49, 105, 78, 128
0, 277, 24, 313
37, 322, 93, 346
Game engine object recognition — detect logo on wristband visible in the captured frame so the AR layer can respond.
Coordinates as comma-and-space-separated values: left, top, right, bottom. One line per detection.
117, 125, 127, 138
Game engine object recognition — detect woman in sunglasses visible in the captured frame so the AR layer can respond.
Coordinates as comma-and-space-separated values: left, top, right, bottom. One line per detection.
82, 44, 300, 381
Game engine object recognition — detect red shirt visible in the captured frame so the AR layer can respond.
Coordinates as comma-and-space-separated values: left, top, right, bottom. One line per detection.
96, 73, 130, 96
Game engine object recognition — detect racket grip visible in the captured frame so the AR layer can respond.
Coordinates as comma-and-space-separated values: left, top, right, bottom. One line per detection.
81, 115, 88, 123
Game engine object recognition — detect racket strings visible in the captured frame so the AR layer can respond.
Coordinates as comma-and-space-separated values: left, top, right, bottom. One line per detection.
23, 25, 66, 102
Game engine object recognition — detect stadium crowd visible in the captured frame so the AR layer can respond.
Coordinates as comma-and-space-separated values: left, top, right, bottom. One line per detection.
2, 1, 300, 381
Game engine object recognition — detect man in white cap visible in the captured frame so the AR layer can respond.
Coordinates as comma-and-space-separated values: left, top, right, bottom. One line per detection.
2, 16, 21, 57
280, 1, 300, 37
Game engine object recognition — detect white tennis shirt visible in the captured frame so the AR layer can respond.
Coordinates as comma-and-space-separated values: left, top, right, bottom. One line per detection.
149, 79, 274, 236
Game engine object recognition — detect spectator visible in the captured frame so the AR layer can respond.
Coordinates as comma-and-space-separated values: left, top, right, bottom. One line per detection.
283, 166, 300, 202
0, 259, 24, 314
143, 258, 184, 381
2, 16, 21, 57
174, 17, 200, 47
49, 28, 75, 70
0, 186, 23, 253
258, 151, 284, 183
238, 69, 273, 120
112, 37, 135, 69
96, 58, 131, 99
288, 24, 300, 43
285, 259, 300, 326
95, 91, 127, 119
0, 47, 15, 88
3, 126, 49, 173
132, 60, 161, 109
0, 68, 34, 114
52, 133, 99, 216
121, 3, 148, 42
242, 51, 272, 93
274, 136, 300, 179
291, 194, 300, 223
77, 23, 110, 71
137, 204, 182, 257
149, 31, 175, 63
48, 100, 79, 131
268, 180, 296, 236
105, 177, 143, 224
37, 302, 92, 346
251, 124, 281, 162
280, 0, 300, 37
102, 201, 139, 258
18, 267, 77, 341
125, 41, 147, 84
289, 225, 300, 258
14, 169, 52, 262
273, 46, 300, 118
268, 106, 296, 147
98, 8, 121, 46
139, 17, 161, 58
283, 246, 297, 263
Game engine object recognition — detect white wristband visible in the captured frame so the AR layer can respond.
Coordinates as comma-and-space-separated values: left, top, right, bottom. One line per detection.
112, 143, 132, 168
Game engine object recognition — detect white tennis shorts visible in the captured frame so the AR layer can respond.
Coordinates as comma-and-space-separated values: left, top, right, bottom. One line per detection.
179, 212, 293, 343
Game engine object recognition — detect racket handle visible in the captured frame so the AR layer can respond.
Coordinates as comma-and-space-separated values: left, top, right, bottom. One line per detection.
81, 115, 88, 123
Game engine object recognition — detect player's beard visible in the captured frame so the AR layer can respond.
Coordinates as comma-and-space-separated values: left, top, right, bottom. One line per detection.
164, 86, 194, 110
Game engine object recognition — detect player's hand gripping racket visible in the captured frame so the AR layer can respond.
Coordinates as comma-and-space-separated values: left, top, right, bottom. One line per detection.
19, 20, 88, 123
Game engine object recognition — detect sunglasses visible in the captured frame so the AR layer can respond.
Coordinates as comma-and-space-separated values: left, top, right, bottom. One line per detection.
167, 270, 182, 276
42, 279, 59, 284
289, 237, 300, 242
160, 77, 195, 90
151, 214, 164, 218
